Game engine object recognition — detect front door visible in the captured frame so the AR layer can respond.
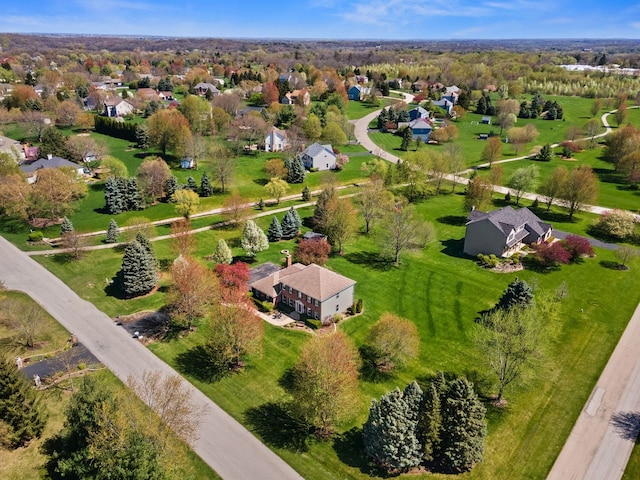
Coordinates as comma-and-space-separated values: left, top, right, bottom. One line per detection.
296, 301, 305, 314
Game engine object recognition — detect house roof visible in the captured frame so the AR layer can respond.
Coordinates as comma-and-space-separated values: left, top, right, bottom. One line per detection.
265, 126, 287, 140
250, 263, 306, 298
20, 156, 82, 174
302, 142, 335, 160
467, 206, 551, 238
104, 97, 132, 107
409, 118, 432, 130
409, 106, 429, 116
281, 264, 355, 301
195, 82, 219, 92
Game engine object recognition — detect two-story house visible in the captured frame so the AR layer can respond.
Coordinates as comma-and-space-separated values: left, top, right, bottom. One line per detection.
463, 206, 552, 257
250, 263, 356, 322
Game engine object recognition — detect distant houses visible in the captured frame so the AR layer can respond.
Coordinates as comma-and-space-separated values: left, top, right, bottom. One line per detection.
299, 143, 337, 171
264, 127, 289, 152
19, 154, 85, 184
103, 97, 135, 117
348, 84, 371, 101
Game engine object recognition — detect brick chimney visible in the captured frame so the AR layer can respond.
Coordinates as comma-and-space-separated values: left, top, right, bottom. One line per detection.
285, 254, 292, 268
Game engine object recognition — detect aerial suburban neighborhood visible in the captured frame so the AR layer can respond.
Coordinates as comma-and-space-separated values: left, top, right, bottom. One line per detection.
0, 13, 640, 480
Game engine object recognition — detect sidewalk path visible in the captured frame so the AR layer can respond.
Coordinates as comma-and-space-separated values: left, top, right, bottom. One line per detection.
0, 234, 303, 480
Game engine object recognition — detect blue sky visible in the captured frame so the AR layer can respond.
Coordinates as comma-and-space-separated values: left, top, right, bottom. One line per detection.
2, 1, 639, 40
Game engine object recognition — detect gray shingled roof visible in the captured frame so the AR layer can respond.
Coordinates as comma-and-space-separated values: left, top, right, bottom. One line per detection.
302, 142, 334, 159
20, 156, 82, 174
467, 206, 551, 237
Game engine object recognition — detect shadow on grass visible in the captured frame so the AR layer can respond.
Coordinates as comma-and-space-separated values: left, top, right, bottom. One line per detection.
600, 260, 628, 270
610, 411, 640, 442
436, 215, 468, 226
253, 178, 269, 186
343, 251, 393, 271
0, 216, 30, 235
333, 427, 390, 478
521, 255, 558, 274
528, 206, 576, 225
245, 402, 312, 452
175, 345, 229, 383
359, 345, 395, 383
439, 238, 469, 259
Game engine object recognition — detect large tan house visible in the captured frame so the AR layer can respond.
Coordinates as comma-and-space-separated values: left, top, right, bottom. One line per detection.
250, 263, 355, 322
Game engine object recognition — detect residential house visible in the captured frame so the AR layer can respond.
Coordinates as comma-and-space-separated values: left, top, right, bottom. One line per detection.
180, 158, 195, 169
158, 91, 174, 101
433, 97, 454, 115
398, 118, 433, 141
347, 84, 371, 101
23, 145, 39, 160
463, 206, 553, 257
103, 97, 135, 117
194, 82, 220, 96
299, 143, 337, 171
281, 89, 310, 106
302, 232, 328, 242
19, 154, 85, 184
250, 262, 356, 322
264, 126, 289, 152
408, 106, 430, 121
136, 88, 160, 102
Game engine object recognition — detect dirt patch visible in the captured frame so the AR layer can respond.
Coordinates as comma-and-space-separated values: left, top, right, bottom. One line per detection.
490, 263, 524, 273
115, 310, 170, 341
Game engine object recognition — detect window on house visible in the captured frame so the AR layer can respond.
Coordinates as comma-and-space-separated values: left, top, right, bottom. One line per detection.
307, 307, 312, 315
288, 286, 292, 294
336, 292, 339, 299
298, 291, 302, 299
314, 311, 319, 319
307, 295, 311, 303
314, 299, 319, 307
336, 304, 339, 311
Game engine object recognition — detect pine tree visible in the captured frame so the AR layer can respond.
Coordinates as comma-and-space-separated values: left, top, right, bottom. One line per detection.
187, 176, 198, 193
302, 185, 311, 201
438, 378, 486, 473
135, 124, 150, 149
211, 238, 233, 264
286, 156, 306, 183
200, 172, 213, 197
280, 210, 298, 239
289, 206, 302, 230
535, 143, 553, 162
119, 239, 158, 297
104, 177, 125, 214
267, 216, 283, 242
494, 277, 534, 312
419, 382, 443, 463
363, 385, 423, 472
0, 356, 46, 448
165, 176, 178, 199
401, 127, 413, 151
105, 219, 119, 243
241, 219, 269, 257
126, 178, 144, 211
60, 217, 74, 236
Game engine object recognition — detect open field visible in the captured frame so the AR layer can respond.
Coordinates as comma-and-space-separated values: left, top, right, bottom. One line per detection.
33, 192, 640, 479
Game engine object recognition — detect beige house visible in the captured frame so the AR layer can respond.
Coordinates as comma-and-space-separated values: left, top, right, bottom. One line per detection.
103, 97, 135, 117
250, 263, 355, 322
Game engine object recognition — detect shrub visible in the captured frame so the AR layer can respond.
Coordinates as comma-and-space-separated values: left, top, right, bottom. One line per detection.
261, 301, 274, 313
28, 231, 44, 242
594, 210, 636, 240
505, 192, 511, 202
533, 241, 571, 267
356, 298, 364, 313
308, 319, 322, 330
511, 252, 521, 264
77, 362, 87, 370
531, 198, 539, 209
562, 235, 594, 261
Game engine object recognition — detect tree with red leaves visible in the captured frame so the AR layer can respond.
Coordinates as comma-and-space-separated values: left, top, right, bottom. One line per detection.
215, 262, 250, 303
294, 238, 332, 266
562, 235, 594, 261
533, 241, 571, 267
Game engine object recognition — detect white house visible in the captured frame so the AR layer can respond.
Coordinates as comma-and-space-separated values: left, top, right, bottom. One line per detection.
264, 127, 289, 152
299, 143, 337, 171
103, 97, 135, 117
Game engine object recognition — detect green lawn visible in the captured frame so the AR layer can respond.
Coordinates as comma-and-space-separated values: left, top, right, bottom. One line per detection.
32, 193, 640, 480
346, 98, 396, 120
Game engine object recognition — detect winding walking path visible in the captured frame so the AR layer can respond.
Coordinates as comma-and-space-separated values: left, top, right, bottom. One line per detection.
0, 235, 303, 480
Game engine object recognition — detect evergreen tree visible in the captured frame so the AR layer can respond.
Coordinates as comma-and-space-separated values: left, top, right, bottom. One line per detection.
535, 143, 553, 162
280, 210, 299, 239
125, 178, 144, 211
240, 220, 269, 257
135, 232, 155, 258
419, 382, 443, 463
105, 219, 119, 243
119, 239, 158, 297
165, 176, 178, 199
104, 177, 125, 214
286, 156, 306, 184
476, 96, 487, 114
200, 172, 213, 197
267, 216, 283, 242
187, 176, 198, 193
135, 124, 150, 149
363, 384, 423, 472
211, 238, 233, 264
401, 127, 413, 151
438, 378, 486, 473
60, 217, 74, 236
289, 206, 302, 230
0, 356, 46, 448
302, 185, 311, 201
494, 277, 534, 312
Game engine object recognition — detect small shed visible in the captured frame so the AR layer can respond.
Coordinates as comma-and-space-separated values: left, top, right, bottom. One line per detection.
479, 134, 489, 140
180, 158, 194, 169
481, 116, 491, 125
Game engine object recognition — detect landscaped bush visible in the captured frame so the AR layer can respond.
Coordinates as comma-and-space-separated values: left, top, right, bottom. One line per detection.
593, 209, 637, 240
532, 241, 571, 267
562, 235, 595, 260
356, 298, 364, 313
477, 254, 499, 268
307, 319, 322, 330
28, 231, 44, 242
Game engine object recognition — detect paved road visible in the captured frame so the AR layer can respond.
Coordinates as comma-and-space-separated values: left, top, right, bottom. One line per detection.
0, 235, 302, 480
548, 301, 640, 480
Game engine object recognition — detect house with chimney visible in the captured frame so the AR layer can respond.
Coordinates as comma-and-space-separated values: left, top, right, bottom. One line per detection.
19, 154, 85, 184
250, 261, 356, 322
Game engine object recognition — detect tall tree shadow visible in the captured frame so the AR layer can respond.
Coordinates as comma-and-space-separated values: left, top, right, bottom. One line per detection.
610, 411, 640, 442
244, 402, 312, 452
436, 215, 468, 227
358, 345, 395, 383
343, 251, 392, 271
333, 427, 390, 478
175, 345, 229, 382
